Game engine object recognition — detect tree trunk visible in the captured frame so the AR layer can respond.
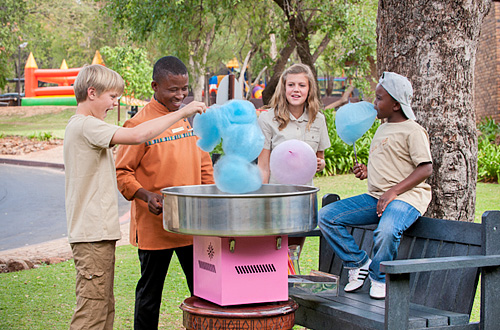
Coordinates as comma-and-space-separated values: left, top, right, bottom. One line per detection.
262, 36, 296, 105
377, 0, 491, 221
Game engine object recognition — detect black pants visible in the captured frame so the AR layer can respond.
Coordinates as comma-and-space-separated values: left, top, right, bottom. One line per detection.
134, 245, 193, 330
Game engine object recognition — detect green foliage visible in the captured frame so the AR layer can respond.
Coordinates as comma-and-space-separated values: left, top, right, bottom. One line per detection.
316, 0, 378, 97
477, 118, 500, 183
478, 117, 500, 141
318, 109, 379, 176
103, 0, 236, 78
100, 46, 153, 100
27, 131, 53, 141
0, 0, 128, 93
0, 0, 29, 88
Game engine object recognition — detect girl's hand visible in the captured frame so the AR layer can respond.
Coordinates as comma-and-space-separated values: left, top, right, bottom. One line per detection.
316, 157, 326, 172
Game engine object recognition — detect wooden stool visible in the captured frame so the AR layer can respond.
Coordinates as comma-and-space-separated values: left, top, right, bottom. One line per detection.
180, 296, 298, 330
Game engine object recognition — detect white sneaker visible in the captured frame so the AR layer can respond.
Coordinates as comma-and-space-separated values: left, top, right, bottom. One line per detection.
370, 280, 386, 299
344, 259, 371, 292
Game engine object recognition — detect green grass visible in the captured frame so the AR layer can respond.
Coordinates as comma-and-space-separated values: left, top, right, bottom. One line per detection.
1, 175, 496, 329
0, 106, 129, 139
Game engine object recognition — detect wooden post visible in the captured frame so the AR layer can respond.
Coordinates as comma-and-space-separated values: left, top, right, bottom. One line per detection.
228, 73, 235, 100
117, 102, 120, 124
204, 73, 210, 106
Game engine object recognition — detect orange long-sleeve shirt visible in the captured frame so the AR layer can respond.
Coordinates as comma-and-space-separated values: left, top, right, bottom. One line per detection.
116, 98, 214, 250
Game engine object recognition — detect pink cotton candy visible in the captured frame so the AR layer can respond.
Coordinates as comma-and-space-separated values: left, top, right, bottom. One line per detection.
270, 139, 317, 185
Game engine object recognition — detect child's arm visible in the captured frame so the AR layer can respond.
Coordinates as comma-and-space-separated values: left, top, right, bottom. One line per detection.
110, 101, 206, 146
258, 149, 271, 184
376, 162, 433, 217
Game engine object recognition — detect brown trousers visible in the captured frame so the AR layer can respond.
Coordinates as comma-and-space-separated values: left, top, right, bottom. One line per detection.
70, 241, 116, 330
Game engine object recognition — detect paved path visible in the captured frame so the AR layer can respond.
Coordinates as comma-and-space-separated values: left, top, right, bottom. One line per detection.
0, 146, 132, 270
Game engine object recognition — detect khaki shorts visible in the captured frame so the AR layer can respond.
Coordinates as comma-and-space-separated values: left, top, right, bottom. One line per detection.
70, 241, 116, 330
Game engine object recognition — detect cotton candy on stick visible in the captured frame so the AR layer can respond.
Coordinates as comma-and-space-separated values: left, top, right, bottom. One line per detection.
193, 100, 265, 193
270, 139, 317, 185
335, 101, 377, 164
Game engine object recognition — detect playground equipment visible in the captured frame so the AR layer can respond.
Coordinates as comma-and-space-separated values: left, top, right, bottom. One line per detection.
21, 51, 104, 106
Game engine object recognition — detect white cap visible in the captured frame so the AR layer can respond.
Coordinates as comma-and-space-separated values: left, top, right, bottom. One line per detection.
378, 72, 415, 120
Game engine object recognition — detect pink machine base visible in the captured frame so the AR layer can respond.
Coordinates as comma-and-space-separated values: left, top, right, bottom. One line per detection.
193, 235, 288, 306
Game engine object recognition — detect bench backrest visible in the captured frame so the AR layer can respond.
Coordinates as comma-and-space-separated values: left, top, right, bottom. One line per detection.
318, 195, 483, 316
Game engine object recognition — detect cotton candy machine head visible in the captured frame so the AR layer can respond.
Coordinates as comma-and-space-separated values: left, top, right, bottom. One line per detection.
162, 184, 318, 236
162, 184, 319, 306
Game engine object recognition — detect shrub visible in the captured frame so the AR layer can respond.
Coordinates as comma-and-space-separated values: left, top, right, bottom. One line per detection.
477, 118, 500, 183
27, 131, 53, 141
318, 109, 379, 176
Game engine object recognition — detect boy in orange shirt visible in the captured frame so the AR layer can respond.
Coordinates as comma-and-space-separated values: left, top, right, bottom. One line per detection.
115, 56, 214, 330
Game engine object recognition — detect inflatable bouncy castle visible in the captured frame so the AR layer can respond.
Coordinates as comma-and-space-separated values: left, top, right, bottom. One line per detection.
21, 51, 104, 106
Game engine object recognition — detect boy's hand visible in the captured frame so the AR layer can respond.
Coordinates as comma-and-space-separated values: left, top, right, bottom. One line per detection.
146, 192, 163, 215
376, 189, 397, 217
134, 188, 163, 215
180, 101, 207, 117
353, 163, 367, 180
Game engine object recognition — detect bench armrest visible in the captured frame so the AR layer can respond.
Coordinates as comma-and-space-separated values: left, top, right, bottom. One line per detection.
380, 255, 500, 274
383, 254, 500, 330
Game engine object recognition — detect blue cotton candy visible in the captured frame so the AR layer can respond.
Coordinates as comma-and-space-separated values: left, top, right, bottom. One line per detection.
335, 101, 377, 145
214, 155, 262, 194
193, 100, 264, 193
222, 123, 264, 162
193, 105, 222, 152
223, 99, 257, 124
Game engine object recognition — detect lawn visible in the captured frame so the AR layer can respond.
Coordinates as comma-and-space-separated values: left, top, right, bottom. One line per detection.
0, 106, 128, 139
0, 175, 498, 329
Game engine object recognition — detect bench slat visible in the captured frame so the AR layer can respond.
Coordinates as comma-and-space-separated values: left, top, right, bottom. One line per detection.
290, 287, 471, 329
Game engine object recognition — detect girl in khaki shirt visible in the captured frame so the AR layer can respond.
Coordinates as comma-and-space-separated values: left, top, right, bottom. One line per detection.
257, 63, 331, 271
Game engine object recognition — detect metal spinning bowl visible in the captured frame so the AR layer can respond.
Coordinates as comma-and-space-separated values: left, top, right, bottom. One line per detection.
162, 184, 319, 237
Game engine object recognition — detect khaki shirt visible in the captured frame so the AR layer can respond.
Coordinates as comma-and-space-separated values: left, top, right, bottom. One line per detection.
64, 115, 121, 243
367, 120, 432, 215
258, 109, 331, 184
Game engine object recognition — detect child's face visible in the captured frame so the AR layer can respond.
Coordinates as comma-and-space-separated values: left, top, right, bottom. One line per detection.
92, 90, 120, 120
374, 84, 399, 120
152, 73, 189, 111
285, 73, 309, 109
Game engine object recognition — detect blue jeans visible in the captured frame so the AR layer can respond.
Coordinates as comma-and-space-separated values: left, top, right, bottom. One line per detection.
318, 194, 421, 283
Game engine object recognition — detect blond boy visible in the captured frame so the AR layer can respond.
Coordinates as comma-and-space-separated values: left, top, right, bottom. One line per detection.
64, 64, 206, 329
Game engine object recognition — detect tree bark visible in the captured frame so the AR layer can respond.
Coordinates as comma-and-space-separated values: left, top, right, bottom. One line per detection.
262, 35, 296, 105
377, 0, 491, 221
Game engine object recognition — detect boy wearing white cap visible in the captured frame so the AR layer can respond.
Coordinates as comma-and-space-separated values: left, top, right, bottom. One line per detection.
319, 72, 433, 299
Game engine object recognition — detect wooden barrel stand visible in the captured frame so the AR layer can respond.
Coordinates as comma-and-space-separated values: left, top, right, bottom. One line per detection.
180, 296, 298, 330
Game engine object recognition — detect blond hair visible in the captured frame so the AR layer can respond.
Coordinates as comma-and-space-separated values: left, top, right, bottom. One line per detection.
269, 63, 321, 130
74, 64, 124, 103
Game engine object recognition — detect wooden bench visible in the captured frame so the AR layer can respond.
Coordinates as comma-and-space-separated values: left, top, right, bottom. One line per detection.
289, 194, 500, 330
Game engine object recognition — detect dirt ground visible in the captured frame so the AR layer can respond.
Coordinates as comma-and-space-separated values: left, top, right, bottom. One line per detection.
0, 136, 63, 155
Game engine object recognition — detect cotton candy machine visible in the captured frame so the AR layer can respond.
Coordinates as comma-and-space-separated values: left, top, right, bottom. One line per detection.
162, 184, 319, 306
